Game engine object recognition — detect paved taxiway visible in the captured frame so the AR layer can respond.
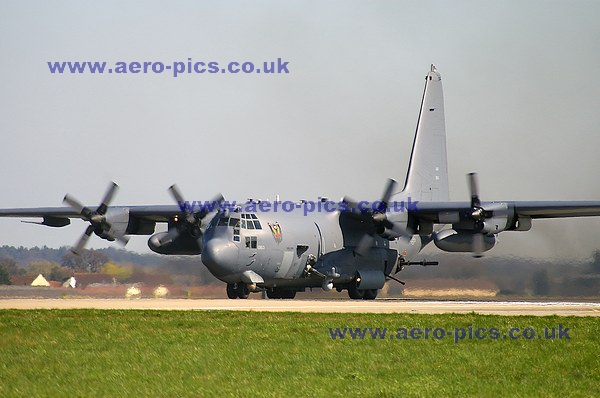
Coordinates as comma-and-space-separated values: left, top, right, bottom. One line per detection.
1, 299, 599, 316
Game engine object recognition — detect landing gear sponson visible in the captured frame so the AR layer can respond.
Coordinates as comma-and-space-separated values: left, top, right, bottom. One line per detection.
226, 282, 377, 300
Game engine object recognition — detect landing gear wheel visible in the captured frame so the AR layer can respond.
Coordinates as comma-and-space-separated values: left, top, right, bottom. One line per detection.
347, 285, 365, 300
237, 283, 250, 299
282, 290, 296, 299
226, 283, 238, 299
227, 283, 250, 299
363, 289, 378, 300
266, 289, 281, 299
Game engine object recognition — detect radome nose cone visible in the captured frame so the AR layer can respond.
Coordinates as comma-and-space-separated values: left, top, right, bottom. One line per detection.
201, 238, 238, 277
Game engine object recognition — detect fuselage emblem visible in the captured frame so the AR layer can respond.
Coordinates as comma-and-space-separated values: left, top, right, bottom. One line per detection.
268, 222, 282, 243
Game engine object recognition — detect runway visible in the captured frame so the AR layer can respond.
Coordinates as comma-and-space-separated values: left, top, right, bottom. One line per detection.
1, 298, 599, 316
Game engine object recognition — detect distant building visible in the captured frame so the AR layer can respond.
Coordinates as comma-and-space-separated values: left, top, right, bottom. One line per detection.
31, 274, 50, 287
62, 276, 77, 288
11, 274, 51, 287
10, 275, 37, 286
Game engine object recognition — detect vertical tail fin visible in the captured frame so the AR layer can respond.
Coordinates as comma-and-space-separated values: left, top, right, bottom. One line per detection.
401, 64, 449, 202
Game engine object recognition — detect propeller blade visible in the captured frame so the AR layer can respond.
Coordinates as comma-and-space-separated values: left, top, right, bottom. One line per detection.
195, 193, 226, 220
388, 221, 414, 240
468, 173, 480, 207
355, 234, 374, 257
63, 194, 87, 216
381, 179, 397, 206
72, 225, 95, 255
341, 196, 369, 219
111, 231, 130, 246
472, 233, 484, 258
97, 182, 119, 215
342, 196, 359, 212
168, 184, 188, 212
208, 193, 225, 209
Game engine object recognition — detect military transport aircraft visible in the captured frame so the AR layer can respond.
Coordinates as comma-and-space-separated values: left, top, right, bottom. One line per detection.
2, 65, 600, 300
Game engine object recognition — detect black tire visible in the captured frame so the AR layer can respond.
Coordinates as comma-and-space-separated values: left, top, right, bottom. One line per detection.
226, 283, 238, 299
237, 283, 250, 299
347, 286, 365, 300
363, 289, 378, 300
266, 289, 282, 299
282, 290, 296, 299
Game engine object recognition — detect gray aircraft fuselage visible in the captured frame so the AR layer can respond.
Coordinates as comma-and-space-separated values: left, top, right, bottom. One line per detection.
201, 196, 422, 292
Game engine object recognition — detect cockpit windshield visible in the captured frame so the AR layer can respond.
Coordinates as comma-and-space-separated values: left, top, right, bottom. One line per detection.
214, 213, 262, 230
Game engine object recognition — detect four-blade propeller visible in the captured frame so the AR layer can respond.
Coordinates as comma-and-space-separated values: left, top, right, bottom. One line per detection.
466, 172, 498, 258
157, 184, 224, 246
63, 181, 129, 255
344, 179, 412, 257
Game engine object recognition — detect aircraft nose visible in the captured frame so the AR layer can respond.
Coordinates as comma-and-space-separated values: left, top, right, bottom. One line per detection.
201, 238, 239, 277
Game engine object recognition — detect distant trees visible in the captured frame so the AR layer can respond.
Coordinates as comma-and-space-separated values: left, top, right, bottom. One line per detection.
0, 264, 10, 285
100, 262, 133, 282
26, 262, 72, 282
0, 257, 23, 276
61, 250, 109, 273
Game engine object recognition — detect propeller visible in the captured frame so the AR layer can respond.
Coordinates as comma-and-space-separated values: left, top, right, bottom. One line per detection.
157, 184, 224, 245
344, 179, 412, 257
63, 181, 129, 255
466, 173, 495, 258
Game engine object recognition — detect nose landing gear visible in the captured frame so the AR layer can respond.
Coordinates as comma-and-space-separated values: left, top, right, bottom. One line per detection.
226, 283, 250, 299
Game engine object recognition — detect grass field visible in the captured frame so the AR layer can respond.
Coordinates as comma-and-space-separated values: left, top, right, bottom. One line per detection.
0, 310, 598, 397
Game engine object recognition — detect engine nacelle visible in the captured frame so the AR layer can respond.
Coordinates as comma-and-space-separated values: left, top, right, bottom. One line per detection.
95, 208, 156, 240
480, 203, 511, 234
433, 229, 496, 253
148, 232, 201, 255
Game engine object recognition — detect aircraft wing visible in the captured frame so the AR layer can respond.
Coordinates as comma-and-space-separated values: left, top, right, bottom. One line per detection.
411, 201, 600, 223
0, 204, 197, 254
510, 201, 600, 218
0, 205, 184, 224
0, 179, 224, 254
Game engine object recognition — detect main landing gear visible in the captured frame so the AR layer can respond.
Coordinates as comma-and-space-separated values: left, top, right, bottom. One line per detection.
347, 285, 378, 300
226, 283, 249, 299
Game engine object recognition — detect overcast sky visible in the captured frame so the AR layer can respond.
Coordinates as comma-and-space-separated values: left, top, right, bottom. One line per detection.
1, 0, 599, 260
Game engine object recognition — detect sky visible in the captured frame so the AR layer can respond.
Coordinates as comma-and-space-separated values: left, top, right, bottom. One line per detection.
0, 0, 599, 260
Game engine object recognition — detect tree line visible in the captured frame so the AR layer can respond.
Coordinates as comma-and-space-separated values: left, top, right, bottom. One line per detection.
0, 245, 598, 296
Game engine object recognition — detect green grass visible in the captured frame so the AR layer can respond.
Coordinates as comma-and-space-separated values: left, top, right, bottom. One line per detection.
0, 310, 598, 397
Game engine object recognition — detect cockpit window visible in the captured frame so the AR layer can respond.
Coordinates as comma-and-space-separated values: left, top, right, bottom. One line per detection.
245, 236, 257, 249
216, 213, 261, 230
240, 214, 261, 229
